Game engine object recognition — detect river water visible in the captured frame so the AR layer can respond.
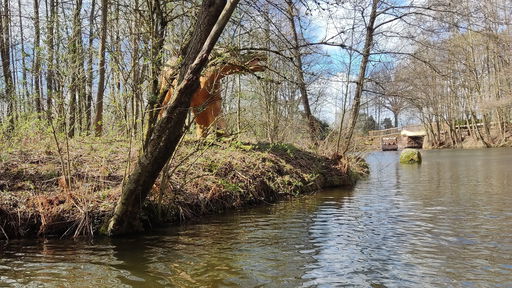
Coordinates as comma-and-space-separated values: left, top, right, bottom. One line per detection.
1, 148, 511, 287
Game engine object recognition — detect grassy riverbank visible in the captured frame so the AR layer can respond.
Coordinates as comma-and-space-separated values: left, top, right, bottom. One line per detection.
0, 130, 368, 239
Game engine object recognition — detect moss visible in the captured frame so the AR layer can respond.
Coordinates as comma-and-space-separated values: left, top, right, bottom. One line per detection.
206, 161, 220, 173
268, 143, 298, 157
0, 136, 367, 239
228, 140, 254, 151
219, 179, 243, 193
400, 149, 422, 164
98, 221, 110, 236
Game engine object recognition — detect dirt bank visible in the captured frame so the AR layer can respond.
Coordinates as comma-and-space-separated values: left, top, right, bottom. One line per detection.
0, 137, 368, 239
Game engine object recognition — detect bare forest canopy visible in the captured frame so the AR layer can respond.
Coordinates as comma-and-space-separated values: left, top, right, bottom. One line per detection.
0, 0, 511, 149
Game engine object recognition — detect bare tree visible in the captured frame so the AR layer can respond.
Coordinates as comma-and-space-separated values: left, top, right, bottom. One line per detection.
94, 0, 108, 136
45, 0, 57, 120
342, 0, 379, 155
286, 0, 318, 145
0, 0, 15, 129
17, 0, 30, 113
68, 0, 84, 137
108, 0, 240, 235
85, 0, 95, 131
143, 0, 168, 149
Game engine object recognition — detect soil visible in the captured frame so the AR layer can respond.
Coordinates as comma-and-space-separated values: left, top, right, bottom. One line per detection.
0, 136, 368, 239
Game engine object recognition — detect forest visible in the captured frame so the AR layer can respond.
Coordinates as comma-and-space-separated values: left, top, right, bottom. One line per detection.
0, 0, 511, 237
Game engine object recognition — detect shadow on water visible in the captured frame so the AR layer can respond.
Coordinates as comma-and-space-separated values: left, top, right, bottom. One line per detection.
1, 148, 512, 287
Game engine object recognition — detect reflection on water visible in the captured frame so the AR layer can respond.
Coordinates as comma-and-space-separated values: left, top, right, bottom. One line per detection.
1, 148, 512, 287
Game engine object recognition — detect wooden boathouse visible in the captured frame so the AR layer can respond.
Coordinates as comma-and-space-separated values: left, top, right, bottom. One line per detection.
401, 129, 426, 149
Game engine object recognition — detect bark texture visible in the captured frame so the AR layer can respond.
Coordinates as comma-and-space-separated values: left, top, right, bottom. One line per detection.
342, 0, 379, 155
108, 0, 239, 235
286, 0, 318, 146
94, 0, 108, 136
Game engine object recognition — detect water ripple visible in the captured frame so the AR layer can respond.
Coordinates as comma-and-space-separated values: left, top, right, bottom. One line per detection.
1, 148, 512, 287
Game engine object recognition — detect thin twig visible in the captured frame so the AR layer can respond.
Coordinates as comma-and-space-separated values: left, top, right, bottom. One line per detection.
0, 224, 9, 242
47, 109, 70, 191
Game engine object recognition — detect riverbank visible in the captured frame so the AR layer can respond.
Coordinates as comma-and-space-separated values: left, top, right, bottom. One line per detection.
0, 134, 368, 239
364, 130, 512, 151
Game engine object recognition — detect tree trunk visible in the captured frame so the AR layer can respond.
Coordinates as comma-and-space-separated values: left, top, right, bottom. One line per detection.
470, 110, 491, 147
77, 35, 87, 134
335, 9, 357, 155
342, 0, 379, 155
55, 1, 65, 130
286, 0, 317, 146
33, 0, 43, 115
68, 0, 83, 138
94, 0, 108, 136
17, 0, 30, 114
0, 0, 15, 130
85, 0, 95, 132
111, 0, 123, 131
108, 0, 239, 236
131, 0, 141, 134
8, 0, 18, 121
76, 10, 86, 134
143, 0, 167, 150
46, 0, 56, 120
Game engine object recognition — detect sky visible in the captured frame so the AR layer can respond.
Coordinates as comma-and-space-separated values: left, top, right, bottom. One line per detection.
301, 0, 425, 127
2, 0, 425, 128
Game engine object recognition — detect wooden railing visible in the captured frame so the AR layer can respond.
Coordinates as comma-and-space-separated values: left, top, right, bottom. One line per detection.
368, 127, 400, 137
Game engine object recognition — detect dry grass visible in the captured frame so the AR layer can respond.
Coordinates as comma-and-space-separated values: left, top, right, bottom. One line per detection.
0, 118, 367, 239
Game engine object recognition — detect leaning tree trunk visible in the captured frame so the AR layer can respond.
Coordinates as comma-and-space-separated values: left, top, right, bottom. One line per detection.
286, 0, 318, 146
108, 0, 240, 236
342, 0, 379, 155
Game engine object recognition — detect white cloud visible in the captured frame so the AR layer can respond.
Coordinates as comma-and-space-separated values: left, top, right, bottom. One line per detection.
305, 0, 424, 62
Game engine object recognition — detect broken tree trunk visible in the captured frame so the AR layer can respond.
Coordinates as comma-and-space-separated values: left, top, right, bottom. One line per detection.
107, 0, 239, 236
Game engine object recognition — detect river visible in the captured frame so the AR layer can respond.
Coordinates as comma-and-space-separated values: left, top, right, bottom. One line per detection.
1, 148, 511, 287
